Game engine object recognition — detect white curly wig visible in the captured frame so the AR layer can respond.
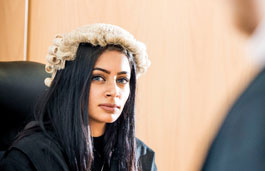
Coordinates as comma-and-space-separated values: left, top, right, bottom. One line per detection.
44, 23, 150, 87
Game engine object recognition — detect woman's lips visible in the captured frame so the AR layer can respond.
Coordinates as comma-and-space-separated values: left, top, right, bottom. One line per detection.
99, 104, 120, 113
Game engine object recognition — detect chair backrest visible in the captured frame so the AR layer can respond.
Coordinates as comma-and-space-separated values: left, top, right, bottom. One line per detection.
0, 61, 48, 155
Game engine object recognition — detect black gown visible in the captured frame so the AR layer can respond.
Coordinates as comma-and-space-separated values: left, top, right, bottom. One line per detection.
0, 127, 157, 171
91, 134, 109, 171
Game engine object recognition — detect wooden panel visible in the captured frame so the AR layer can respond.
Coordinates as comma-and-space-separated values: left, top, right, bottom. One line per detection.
27, 0, 258, 170
0, 0, 25, 61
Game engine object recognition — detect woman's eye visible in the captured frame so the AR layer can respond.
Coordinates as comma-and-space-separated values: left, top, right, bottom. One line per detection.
117, 77, 129, 84
92, 75, 105, 82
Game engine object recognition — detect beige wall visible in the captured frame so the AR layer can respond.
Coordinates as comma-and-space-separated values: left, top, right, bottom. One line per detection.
0, 0, 25, 61
0, 0, 259, 170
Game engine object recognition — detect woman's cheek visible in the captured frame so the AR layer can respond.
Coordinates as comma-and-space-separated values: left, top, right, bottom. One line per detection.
89, 84, 102, 104
122, 86, 130, 104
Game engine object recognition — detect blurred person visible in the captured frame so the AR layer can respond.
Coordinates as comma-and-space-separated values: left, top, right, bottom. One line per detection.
202, 0, 265, 170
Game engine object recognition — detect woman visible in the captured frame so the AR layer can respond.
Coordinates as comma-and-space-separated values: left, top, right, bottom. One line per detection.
0, 23, 157, 171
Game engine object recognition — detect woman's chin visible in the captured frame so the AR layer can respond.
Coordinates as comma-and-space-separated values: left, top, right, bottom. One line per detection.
100, 113, 120, 123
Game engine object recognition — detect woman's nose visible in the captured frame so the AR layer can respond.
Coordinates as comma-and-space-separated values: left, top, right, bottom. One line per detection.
105, 80, 120, 98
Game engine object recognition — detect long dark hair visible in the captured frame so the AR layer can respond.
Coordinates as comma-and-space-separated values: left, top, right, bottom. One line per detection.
29, 43, 137, 170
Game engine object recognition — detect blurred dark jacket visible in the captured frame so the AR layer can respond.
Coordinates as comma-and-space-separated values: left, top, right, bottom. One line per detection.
202, 68, 265, 171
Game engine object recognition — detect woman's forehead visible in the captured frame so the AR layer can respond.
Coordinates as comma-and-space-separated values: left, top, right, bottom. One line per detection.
94, 50, 131, 74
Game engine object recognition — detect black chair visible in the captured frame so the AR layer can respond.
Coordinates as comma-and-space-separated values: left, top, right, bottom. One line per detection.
0, 61, 48, 159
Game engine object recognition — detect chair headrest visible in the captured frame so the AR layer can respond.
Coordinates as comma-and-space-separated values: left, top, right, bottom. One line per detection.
0, 61, 49, 150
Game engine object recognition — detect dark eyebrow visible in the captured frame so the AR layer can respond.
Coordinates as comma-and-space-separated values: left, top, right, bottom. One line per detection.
93, 68, 129, 75
117, 71, 129, 75
93, 68, 110, 74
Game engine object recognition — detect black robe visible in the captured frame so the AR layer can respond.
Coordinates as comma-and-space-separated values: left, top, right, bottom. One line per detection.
0, 128, 157, 171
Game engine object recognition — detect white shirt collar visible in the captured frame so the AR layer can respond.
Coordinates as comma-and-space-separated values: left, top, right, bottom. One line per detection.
247, 19, 265, 67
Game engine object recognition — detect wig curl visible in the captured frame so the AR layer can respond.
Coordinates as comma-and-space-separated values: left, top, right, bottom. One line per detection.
44, 23, 150, 87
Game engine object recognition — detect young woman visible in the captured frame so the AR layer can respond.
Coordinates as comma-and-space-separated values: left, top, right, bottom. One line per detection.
0, 23, 157, 171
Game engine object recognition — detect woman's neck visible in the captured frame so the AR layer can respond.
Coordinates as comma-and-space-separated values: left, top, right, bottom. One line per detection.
90, 120, 106, 137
